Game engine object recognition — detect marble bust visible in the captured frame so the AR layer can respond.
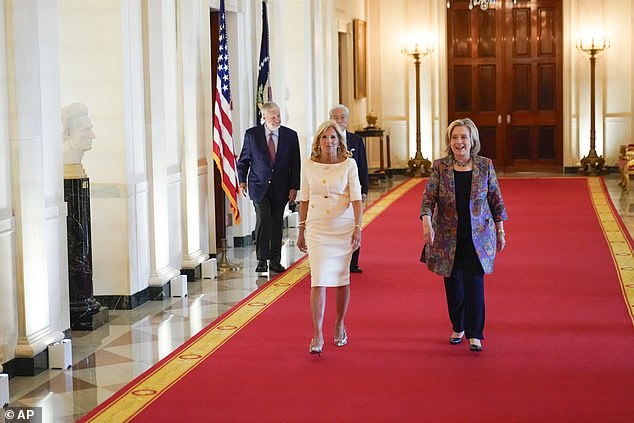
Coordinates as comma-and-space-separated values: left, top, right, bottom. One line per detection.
62, 103, 95, 165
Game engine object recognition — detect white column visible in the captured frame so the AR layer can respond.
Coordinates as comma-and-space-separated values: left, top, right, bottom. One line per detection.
5, 0, 65, 357
143, 0, 181, 286
122, 0, 152, 294
199, 1, 215, 256
0, 1, 18, 371
177, 0, 206, 268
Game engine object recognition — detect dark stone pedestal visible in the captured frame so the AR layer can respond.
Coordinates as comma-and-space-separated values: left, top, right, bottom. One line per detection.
64, 174, 108, 331
181, 264, 201, 281
7, 349, 49, 377
71, 305, 110, 331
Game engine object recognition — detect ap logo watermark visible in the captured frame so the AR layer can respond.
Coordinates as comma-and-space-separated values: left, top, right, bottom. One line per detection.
3, 407, 42, 422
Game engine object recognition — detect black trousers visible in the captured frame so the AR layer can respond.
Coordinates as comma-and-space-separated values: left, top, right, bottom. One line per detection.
443, 236, 485, 340
253, 190, 286, 265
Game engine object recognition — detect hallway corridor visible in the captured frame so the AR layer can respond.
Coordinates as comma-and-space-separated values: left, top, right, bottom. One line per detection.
6, 173, 633, 422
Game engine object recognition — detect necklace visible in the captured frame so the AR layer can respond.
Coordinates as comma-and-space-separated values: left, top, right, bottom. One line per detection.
453, 158, 472, 168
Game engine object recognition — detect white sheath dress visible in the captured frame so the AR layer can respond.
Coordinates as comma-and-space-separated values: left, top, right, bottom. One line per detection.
299, 158, 362, 287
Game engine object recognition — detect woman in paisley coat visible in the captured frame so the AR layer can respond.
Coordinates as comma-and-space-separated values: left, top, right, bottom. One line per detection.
420, 118, 507, 352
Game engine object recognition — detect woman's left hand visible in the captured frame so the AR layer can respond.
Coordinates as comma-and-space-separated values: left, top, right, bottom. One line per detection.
351, 227, 362, 251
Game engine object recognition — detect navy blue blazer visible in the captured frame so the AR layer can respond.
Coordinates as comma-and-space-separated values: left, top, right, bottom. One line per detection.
346, 131, 369, 195
237, 125, 301, 204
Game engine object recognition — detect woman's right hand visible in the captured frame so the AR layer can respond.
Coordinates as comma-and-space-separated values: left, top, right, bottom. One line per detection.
297, 232, 307, 253
422, 218, 434, 245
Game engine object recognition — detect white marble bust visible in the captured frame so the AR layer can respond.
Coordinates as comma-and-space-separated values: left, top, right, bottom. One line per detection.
62, 103, 95, 165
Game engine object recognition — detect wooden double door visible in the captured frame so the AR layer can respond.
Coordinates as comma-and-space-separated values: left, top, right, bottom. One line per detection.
447, 0, 563, 171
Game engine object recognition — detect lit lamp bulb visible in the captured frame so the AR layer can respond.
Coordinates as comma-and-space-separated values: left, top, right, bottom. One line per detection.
401, 37, 432, 58
576, 32, 610, 54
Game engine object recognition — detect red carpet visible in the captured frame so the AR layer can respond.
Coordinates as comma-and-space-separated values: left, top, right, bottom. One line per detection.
83, 177, 634, 422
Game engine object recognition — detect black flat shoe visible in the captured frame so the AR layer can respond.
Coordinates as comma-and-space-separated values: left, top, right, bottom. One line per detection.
269, 263, 286, 273
449, 335, 464, 344
350, 267, 363, 273
469, 340, 483, 352
255, 260, 268, 273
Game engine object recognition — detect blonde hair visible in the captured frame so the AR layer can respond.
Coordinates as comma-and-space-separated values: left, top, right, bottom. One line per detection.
310, 120, 352, 160
445, 118, 481, 157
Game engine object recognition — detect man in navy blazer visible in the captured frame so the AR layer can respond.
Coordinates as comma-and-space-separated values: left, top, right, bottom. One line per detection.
330, 104, 369, 273
237, 102, 301, 273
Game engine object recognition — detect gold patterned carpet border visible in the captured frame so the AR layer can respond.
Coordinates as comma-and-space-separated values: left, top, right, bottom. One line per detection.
85, 177, 421, 422
588, 177, 634, 326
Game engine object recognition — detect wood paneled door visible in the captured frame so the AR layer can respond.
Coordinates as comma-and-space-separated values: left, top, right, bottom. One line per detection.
447, 0, 562, 171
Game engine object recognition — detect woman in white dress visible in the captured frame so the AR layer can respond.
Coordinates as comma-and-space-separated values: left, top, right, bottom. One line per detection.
297, 120, 363, 354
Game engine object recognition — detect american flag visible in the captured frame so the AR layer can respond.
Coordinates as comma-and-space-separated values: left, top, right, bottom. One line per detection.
256, 0, 272, 124
212, 0, 240, 224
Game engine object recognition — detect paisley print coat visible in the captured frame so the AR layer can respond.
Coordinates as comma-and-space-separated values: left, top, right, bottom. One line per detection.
419, 155, 508, 277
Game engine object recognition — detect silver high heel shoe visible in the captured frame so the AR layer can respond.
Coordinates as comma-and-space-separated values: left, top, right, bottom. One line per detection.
309, 338, 324, 354
334, 328, 348, 347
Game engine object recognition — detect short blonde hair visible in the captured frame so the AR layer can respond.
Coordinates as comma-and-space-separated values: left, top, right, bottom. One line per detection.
310, 120, 352, 160
445, 118, 481, 157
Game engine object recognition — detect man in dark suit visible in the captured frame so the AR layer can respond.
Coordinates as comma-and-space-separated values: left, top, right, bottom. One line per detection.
237, 102, 301, 273
330, 104, 369, 273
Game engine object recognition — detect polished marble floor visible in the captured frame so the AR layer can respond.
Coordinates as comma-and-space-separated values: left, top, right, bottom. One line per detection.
6, 172, 634, 422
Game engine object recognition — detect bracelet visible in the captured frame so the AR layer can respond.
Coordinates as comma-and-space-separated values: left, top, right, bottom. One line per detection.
355, 224, 361, 229
497, 229, 505, 235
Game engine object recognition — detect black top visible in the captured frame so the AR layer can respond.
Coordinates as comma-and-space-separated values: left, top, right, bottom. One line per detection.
455, 170, 473, 237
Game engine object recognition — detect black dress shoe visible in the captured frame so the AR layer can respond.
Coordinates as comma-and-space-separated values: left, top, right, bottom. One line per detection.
269, 263, 286, 273
350, 267, 363, 273
449, 335, 464, 344
255, 260, 268, 273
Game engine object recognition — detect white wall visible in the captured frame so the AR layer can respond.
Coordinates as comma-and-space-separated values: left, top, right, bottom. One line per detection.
362, 0, 440, 169
58, 0, 132, 295
333, 0, 367, 130
565, 0, 633, 168
58, 0, 214, 296
275, 0, 340, 154
601, 0, 632, 164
